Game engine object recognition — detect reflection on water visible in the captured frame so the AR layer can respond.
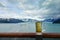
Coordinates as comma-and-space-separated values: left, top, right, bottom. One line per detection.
0, 22, 36, 33
42, 22, 60, 33
0, 22, 60, 33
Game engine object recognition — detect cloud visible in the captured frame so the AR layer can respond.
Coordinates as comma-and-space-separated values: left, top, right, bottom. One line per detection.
0, 0, 8, 7
0, 2, 5, 7
23, 8, 50, 16
17, 0, 40, 10
45, 0, 60, 18
0, 0, 60, 21
42, 0, 52, 6
0, 7, 20, 18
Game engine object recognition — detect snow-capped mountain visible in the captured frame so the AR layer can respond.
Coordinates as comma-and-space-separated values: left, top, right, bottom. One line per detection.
43, 17, 60, 23
0, 18, 24, 23
0, 17, 60, 23
0, 18, 40, 23
53, 18, 60, 23
44, 18, 54, 22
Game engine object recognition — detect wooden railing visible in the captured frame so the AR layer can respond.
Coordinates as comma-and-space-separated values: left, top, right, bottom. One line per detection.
0, 33, 36, 38
0, 33, 60, 38
43, 33, 60, 38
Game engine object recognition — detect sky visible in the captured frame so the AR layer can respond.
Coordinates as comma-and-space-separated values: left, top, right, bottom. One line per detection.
0, 0, 60, 21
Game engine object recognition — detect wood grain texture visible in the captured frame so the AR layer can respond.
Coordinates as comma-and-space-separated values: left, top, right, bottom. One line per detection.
0, 33, 60, 38
43, 33, 60, 38
0, 33, 36, 38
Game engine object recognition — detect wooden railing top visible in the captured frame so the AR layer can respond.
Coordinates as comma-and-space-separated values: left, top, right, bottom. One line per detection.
43, 33, 60, 38
0, 33, 36, 38
0, 33, 60, 38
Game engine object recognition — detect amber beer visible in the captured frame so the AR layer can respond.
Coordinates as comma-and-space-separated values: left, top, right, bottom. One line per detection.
36, 21, 42, 32
36, 21, 42, 40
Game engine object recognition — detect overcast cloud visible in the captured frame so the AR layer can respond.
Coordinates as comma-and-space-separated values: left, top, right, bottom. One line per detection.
0, 0, 60, 21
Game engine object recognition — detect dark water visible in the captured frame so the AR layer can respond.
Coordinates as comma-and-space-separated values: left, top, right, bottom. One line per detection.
43, 38, 60, 40
0, 38, 35, 40
0, 38, 60, 40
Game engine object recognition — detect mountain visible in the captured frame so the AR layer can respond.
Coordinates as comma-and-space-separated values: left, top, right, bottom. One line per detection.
0, 18, 53, 23
0, 18, 39, 23
0, 18, 25, 23
43, 18, 54, 22
22, 19, 38, 22
53, 18, 60, 24
43, 18, 60, 24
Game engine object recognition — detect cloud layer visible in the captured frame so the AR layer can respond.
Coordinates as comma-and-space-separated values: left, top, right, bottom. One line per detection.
0, 0, 60, 21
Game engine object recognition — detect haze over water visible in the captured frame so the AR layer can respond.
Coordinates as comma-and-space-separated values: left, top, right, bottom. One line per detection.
0, 22, 60, 33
